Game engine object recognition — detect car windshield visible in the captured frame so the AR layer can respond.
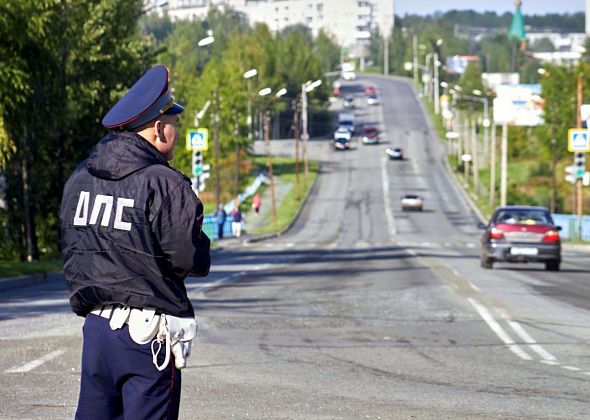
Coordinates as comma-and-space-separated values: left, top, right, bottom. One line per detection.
494, 209, 551, 225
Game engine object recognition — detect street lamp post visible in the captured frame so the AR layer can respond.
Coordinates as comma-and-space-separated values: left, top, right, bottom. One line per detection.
213, 91, 221, 206
259, 87, 287, 225
292, 98, 301, 200
301, 79, 322, 180
243, 68, 258, 142
433, 39, 443, 115
550, 138, 557, 213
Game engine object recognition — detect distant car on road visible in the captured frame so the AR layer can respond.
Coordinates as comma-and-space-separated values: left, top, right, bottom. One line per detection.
333, 137, 351, 151
338, 112, 355, 134
366, 94, 379, 105
342, 95, 355, 108
361, 125, 380, 144
477, 205, 561, 271
334, 126, 352, 141
365, 85, 376, 96
386, 147, 403, 160
401, 194, 424, 211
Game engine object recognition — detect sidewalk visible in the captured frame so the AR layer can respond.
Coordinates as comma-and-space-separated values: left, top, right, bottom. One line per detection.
242, 177, 292, 235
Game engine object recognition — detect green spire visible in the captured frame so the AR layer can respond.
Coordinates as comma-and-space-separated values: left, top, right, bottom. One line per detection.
509, 0, 526, 40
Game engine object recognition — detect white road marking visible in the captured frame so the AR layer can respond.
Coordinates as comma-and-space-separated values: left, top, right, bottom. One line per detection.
381, 156, 397, 237
507, 320, 557, 361
285, 242, 295, 248
468, 298, 532, 360
6, 349, 65, 373
541, 360, 560, 366
562, 366, 581, 371
494, 308, 557, 362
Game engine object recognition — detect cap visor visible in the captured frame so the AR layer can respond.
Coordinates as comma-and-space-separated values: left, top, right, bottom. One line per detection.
164, 102, 184, 115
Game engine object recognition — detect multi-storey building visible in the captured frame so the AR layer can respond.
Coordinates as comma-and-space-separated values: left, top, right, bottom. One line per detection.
148, 0, 394, 57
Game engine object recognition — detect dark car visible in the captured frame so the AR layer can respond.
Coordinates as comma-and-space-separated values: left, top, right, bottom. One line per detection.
477, 206, 561, 271
343, 95, 354, 108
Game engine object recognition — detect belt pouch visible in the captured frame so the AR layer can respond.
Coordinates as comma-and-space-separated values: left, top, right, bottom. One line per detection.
128, 308, 159, 344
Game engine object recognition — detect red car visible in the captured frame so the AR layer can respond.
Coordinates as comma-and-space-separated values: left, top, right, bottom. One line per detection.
477, 206, 561, 271
365, 85, 376, 96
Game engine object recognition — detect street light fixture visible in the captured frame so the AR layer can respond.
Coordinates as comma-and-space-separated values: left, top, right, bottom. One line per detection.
259, 87, 272, 97
197, 36, 214, 47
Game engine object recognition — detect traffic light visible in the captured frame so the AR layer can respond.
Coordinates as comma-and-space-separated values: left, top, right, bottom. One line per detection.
192, 151, 203, 176
574, 152, 586, 179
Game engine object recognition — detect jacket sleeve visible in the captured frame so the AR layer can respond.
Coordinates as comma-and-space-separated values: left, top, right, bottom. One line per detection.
151, 180, 211, 279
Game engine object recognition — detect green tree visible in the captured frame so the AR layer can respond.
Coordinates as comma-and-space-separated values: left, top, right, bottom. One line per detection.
0, 0, 152, 261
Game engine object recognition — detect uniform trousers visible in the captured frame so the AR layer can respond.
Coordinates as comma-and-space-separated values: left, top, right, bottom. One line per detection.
76, 313, 181, 420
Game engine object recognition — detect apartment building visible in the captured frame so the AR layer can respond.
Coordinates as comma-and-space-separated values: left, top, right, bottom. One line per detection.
150, 0, 394, 56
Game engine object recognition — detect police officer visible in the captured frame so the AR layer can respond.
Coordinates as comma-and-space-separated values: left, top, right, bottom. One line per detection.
59, 65, 210, 419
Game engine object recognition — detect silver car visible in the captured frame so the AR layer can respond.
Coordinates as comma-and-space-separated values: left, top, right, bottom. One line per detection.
401, 194, 424, 211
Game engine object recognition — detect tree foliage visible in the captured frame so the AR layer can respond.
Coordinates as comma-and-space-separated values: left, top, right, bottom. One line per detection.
0, 0, 153, 260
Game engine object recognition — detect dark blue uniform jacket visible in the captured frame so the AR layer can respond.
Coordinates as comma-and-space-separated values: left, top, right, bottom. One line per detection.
59, 132, 210, 317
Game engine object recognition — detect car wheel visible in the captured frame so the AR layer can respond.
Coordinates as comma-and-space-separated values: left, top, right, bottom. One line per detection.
545, 260, 560, 271
480, 255, 493, 269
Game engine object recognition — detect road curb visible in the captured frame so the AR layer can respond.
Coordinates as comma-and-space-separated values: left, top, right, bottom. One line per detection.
245, 167, 321, 244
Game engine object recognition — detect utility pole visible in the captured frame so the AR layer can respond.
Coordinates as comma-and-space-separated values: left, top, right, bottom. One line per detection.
384, 35, 389, 75
500, 121, 508, 207
264, 109, 277, 224
434, 51, 440, 114
471, 114, 479, 192
550, 138, 557, 214
293, 98, 300, 200
489, 122, 497, 207
301, 83, 309, 180
576, 73, 584, 238
213, 91, 221, 206
412, 34, 418, 85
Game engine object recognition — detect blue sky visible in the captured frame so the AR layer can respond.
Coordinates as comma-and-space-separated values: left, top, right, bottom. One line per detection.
395, 0, 585, 16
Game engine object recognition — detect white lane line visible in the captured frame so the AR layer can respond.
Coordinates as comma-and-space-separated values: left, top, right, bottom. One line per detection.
540, 360, 560, 366
381, 156, 397, 237
494, 308, 558, 362
508, 320, 557, 361
468, 298, 532, 361
6, 349, 65, 373
562, 366, 581, 371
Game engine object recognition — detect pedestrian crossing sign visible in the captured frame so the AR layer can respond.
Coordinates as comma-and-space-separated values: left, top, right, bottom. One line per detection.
186, 128, 208, 151
568, 129, 590, 152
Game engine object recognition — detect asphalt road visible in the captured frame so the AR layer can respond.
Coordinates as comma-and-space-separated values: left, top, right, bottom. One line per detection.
1, 75, 589, 419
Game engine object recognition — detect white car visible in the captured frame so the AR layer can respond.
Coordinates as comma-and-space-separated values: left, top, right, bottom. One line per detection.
334, 127, 352, 141
342, 71, 356, 80
386, 147, 403, 160
366, 94, 379, 105
401, 194, 424, 211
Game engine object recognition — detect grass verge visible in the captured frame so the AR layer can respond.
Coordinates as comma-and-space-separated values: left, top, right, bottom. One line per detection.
0, 258, 63, 278
247, 156, 319, 236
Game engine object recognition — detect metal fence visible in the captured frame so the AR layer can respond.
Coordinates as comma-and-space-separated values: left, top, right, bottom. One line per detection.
203, 215, 238, 240
552, 214, 590, 241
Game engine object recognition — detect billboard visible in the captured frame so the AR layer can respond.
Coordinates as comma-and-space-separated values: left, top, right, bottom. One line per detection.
493, 84, 544, 126
446, 55, 480, 75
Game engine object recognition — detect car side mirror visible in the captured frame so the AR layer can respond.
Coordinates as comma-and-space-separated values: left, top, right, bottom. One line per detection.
555, 225, 562, 231
477, 222, 487, 229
